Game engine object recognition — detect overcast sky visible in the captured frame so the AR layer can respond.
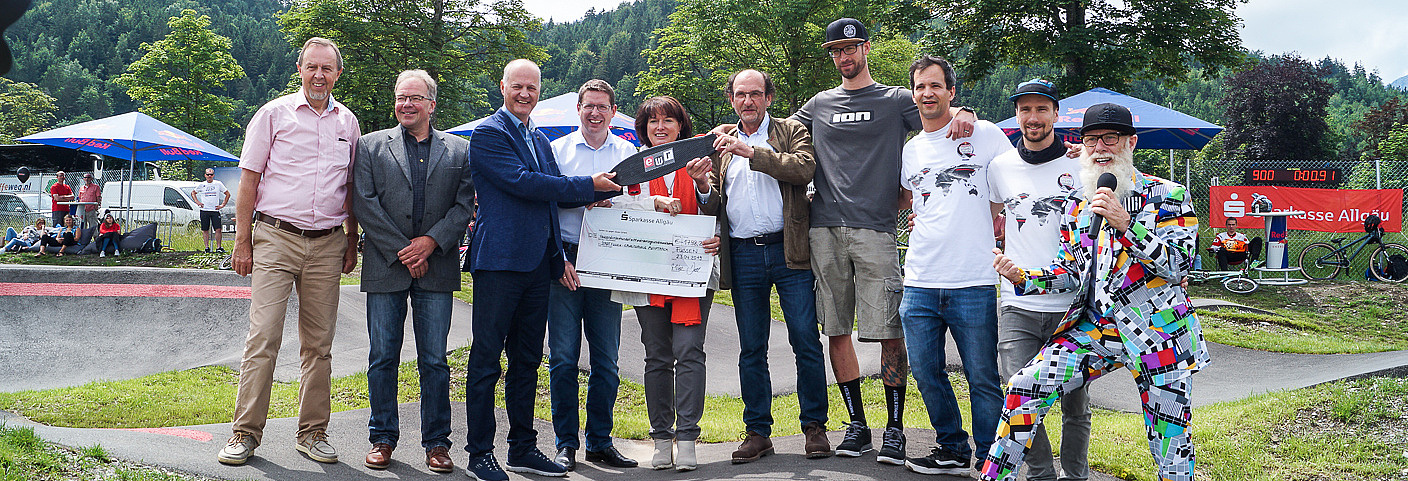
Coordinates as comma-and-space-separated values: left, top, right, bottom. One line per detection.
523, 0, 1408, 84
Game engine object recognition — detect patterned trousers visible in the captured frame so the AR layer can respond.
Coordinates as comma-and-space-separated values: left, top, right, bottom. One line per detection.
979, 317, 1195, 481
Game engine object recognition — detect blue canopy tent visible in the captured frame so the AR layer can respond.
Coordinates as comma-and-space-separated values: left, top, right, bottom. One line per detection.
17, 111, 241, 208
996, 88, 1222, 150
447, 92, 640, 146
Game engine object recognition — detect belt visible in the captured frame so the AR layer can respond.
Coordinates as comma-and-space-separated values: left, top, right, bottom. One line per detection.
731, 231, 784, 245
256, 212, 339, 238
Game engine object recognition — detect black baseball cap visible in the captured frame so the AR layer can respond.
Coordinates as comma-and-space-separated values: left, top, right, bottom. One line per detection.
823, 18, 867, 48
1010, 79, 1059, 106
1080, 102, 1136, 136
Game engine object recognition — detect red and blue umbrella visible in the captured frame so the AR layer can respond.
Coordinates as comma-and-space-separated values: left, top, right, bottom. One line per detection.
17, 111, 240, 206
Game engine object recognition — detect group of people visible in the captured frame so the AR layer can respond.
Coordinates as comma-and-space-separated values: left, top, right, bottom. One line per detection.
4, 210, 125, 257
214, 17, 1207, 481
44, 170, 103, 228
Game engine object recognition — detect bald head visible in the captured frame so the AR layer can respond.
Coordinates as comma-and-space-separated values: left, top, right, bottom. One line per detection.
500, 59, 541, 123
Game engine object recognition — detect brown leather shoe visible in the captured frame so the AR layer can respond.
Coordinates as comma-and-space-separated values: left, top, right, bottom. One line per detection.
731, 431, 774, 464
365, 442, 393, 469
426, 445, 454, 473
803, 422, 833, 458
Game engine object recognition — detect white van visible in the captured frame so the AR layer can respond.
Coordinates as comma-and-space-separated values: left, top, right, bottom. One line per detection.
101, 180, 215, 228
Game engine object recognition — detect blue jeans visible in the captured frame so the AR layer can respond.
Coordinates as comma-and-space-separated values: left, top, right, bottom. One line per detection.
547, 282, 623, 451
730, 240, 827, 436
366, 284, 453, 450
366, 285, 453, 450
900, 285, 1002, 460
465, 261, 550, 459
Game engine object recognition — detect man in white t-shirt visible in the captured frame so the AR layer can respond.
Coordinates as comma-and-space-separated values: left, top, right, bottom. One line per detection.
189, 167, 230, 252
985, 79, 1090, 481
897, 55, 1013, 476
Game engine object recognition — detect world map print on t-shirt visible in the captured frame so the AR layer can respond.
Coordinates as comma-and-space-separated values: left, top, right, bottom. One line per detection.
1001, 171, 1078, 232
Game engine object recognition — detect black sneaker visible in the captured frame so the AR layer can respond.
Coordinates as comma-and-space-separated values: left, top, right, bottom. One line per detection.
905, 446, 970, 476
834, 421, 873, 457
466, 452, 509, 481
875, 426, 905, 465
506, 448, 567, 477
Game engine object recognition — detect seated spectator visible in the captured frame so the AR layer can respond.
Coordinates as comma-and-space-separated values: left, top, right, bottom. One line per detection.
37, 215, 80, 256
96, 212, 122, 257
1209, 217, 1261, 270
4, 218, 46, 253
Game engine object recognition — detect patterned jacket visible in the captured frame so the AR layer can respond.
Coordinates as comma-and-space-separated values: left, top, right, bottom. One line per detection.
1014, 172, 1210, 386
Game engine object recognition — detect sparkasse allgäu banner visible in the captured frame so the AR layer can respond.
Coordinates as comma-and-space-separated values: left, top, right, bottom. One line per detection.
1209, 186, 1402, 233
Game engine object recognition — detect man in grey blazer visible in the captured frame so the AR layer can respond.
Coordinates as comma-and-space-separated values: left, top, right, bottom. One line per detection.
351, 69, 475, 474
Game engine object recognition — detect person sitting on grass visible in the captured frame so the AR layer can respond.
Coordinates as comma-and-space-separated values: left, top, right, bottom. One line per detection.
96, 212, 122, 257
4, 218, 46, 253
37, 214, 80, 257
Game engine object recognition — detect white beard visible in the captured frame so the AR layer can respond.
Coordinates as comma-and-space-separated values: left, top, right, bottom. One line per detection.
1079, 148, 1138, 199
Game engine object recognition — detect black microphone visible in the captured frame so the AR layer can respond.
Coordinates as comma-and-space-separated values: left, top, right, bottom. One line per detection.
1087, 172, 1119, 285
1093, 172, 1118, 227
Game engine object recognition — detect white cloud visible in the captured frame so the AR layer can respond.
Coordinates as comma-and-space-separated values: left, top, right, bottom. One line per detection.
1238, 0, 1408, 83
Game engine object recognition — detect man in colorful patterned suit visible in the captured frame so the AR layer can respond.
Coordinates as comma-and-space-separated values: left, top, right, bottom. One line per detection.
983, 102, 1207, 481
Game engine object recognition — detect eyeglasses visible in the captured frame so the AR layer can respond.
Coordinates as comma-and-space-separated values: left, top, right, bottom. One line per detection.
395, 94, 431, 103
1080, 133, 1125, 147
205, 173, 215, 176
827, 44, 860, 57
579, 104, 613, 113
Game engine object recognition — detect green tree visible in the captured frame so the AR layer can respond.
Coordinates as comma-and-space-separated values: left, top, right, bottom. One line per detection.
922, 0, 1247, 92
279, 0, 545, 132
638, 0, 928, 127
115, 9, 246, 146
0, 78, 59, 144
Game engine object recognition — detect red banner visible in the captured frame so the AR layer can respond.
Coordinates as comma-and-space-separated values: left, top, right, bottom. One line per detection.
1208, 186, 1402, 233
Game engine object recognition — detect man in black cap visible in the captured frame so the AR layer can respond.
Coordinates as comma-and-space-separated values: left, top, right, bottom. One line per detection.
984, 79, 1091, 481
785, 17, 977, 465
985, 103, 1207, 481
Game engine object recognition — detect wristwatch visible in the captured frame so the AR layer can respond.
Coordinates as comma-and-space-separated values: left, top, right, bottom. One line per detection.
959, 106, 976, 115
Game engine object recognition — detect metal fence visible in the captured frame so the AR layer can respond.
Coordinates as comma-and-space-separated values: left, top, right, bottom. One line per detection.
105, 207, 175, 244
897, 158, 1408, 278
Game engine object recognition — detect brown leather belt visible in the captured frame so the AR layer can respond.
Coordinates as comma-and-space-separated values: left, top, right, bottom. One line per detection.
256, 212, 339, 238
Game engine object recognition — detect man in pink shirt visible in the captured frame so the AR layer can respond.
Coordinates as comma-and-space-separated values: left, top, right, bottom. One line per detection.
218, 36, 361, 467
77, 173, 101, 228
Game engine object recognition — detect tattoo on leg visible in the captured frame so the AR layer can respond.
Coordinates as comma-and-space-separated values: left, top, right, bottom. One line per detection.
880, 340, 909, 387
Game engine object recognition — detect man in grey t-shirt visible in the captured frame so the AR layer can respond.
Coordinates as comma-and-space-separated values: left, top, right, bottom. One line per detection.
788, 17, 977, 465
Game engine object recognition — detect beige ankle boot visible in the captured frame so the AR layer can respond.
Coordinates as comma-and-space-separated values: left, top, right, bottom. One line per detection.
675, 440, 696, 471
651, 439, 673, 470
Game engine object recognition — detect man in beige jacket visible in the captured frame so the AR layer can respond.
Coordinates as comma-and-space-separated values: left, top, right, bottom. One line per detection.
690, 69, 830, 463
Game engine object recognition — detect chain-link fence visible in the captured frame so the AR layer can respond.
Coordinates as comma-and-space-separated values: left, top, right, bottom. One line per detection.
897, 158, 1408, 278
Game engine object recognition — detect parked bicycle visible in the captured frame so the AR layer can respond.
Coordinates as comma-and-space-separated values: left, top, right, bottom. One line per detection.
1188, 262, 1260, 294
1298, 214, 1408, 282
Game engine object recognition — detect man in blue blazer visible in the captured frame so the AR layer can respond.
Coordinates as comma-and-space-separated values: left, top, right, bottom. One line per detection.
463, 58, 621, 481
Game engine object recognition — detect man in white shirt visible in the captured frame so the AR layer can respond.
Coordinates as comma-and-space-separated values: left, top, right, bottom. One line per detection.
189, 167, 230, 252
986, 79, 1090, 481
897, 55, 1013, 476
546, 79, 638, 471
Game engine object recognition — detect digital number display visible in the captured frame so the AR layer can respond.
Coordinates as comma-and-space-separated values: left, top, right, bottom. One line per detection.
1243, 168, 1340, 185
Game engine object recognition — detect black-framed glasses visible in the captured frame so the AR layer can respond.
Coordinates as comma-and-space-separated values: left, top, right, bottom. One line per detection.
827, 44, 860, 58
205, 173, 215, 176
395, 94, 430, 103
1080, 133, 1124, 147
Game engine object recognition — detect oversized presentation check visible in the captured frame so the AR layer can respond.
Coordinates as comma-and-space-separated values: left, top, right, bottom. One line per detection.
575, 207, 714, 297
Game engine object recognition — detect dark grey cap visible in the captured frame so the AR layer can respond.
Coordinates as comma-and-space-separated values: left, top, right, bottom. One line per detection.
1080, 102, 1136, 136
1009, 79, 1059, 105
823, 18, 867, 48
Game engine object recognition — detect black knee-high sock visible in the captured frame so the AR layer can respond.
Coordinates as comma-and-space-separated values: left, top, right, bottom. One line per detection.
885, 384, 905, 429
838, 378, 867, 425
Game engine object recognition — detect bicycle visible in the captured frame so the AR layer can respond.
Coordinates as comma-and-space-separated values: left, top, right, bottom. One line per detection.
1298, 215, 1408, 282
1188, 261, 1260, 294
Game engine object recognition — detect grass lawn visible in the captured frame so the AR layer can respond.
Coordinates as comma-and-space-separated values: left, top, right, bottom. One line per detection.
1186, 280, 1408, 353
0, 424, 209, 480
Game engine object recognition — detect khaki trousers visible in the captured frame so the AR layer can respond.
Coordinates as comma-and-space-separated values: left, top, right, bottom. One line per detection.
232, 221, 344, 443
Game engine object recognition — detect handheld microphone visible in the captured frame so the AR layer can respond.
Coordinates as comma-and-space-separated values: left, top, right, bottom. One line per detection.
1087, 172, 1119, 285
1093, 172, 1118, 226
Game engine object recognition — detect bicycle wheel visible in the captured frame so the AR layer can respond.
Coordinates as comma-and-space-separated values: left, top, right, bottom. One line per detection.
1298, 242, 1343, 280
1222, 276, 1258, 294
1369, 243, 1408, 282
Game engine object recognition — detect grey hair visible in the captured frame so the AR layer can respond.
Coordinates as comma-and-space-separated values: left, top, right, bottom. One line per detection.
397, 69, 438, 100
298, 37, 344, 70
